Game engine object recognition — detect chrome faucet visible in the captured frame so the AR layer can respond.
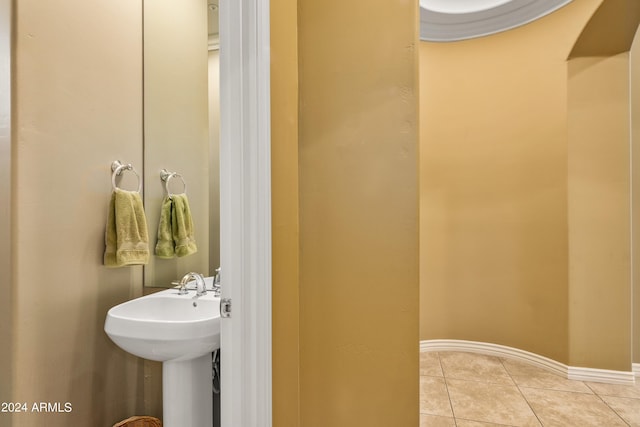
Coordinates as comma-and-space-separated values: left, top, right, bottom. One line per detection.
179, 272, 207, 297
212, 267, 221, 297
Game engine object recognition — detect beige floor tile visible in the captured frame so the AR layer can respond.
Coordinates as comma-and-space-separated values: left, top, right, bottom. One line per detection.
419, 414, 456, 427
586, 381, 640, 398
440, 352, 514, 385
421, 351, 443, 377
521, 386, 627, 427
421, 351, 640, 426
446, 378, 540, 426
502, 358, 592, 394
600, 395, 640, 426
420, 376, 453, 417
456, 420, 519, 426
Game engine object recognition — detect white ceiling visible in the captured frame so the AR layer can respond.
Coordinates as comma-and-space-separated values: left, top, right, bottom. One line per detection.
419, 0, 573, 42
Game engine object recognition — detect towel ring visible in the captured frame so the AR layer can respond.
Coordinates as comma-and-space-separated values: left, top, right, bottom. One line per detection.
160, 169, 187, 196
111, 160, 142, 192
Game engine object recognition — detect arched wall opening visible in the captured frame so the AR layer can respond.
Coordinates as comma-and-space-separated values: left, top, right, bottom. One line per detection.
567, 0, 640, 370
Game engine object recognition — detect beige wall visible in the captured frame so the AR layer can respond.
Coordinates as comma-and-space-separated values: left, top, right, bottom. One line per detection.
566, 0, 640, 369
633, 28, 640, 364
270, 0, 300, 424
11, 0, 153, 425
570, 0, 640, 58
568, 54, 632, 371
420, 0, 602, 364
297, 0, 419, 425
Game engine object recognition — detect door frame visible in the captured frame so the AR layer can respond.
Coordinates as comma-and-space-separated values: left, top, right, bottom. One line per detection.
219, 0, 272, 425
0, 0, 13, 408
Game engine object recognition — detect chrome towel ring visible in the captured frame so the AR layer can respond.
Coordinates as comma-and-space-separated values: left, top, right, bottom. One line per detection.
160, 169, 188, 196
111, 160, 142, 192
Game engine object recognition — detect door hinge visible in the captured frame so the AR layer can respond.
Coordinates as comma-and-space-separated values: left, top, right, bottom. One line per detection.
220, 298, 232, 318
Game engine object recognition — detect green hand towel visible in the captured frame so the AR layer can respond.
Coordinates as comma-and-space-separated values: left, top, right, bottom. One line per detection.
171, 194, 198, 257
155, 196, 175, 258
104, 188, 150, 267
154, 194, 197, 258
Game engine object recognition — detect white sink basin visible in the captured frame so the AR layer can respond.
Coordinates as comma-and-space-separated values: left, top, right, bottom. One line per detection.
105, 277, 220, 426
104, 284, 220, 362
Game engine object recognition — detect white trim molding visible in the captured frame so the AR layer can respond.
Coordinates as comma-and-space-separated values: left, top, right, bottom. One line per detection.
422, 340, 636, 385
419, 0, 573, 42
633, 363, 640, 379
0, 0, 13, 407
568, 366, 635, 385
421, 339, 566, 377
219, 0, 272, 425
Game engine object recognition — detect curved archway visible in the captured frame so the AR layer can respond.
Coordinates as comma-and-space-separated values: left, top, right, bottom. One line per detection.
419, 0, 572, 42
569, 0, 640, 58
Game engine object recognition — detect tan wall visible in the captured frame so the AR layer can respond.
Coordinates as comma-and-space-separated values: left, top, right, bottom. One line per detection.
420, 0, 601, 363
570, 0, 640, 58
568, 54, 632, 371
12, 0, 151, 425
297, 0, 419, 425
270, 0, 300, 424
633, 29, 640, 364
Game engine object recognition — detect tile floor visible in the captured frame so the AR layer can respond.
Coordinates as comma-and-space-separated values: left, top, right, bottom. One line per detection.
420, 351, 640, 426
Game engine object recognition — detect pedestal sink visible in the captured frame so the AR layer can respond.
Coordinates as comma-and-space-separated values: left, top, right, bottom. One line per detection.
104, 278, 220, 427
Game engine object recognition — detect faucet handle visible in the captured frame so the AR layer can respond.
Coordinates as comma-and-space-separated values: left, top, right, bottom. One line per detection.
179, 272, 207, 296
213, 267, 222, 296
172, 280, 188, 295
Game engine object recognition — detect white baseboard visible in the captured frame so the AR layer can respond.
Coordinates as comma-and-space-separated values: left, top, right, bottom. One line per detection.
421, 339, 635, 385
568, 366, 635, 385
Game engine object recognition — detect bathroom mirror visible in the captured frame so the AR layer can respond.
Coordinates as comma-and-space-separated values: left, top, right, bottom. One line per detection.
142, 0, 220, 287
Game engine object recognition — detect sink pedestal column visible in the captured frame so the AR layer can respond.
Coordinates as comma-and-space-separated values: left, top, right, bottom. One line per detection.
163, 353, 213, 427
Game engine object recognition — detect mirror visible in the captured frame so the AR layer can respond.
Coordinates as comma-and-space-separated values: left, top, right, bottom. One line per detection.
142, 0, 220, 287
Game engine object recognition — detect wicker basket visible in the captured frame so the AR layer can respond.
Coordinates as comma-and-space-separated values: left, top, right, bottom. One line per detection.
112, 416, 162, 427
